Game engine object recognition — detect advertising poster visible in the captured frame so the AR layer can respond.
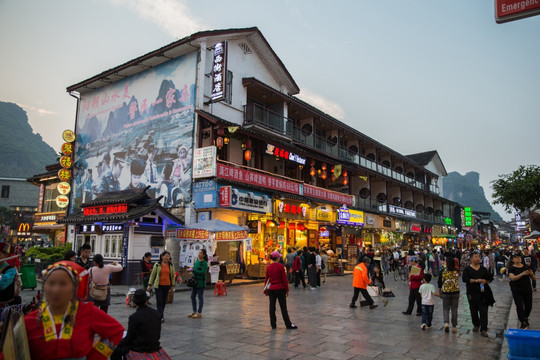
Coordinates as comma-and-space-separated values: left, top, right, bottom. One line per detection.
71, 52, 197, 212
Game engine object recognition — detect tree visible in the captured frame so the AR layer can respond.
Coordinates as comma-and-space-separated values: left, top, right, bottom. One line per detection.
0, 207, 15, 227
491, 165, 540, 213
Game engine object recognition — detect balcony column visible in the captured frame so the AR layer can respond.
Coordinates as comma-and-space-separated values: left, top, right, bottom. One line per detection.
197, 40, 207, 108
282, 98, 288, 135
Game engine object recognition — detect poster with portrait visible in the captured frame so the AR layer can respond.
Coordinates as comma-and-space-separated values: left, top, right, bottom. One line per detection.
70, 52, 197, 212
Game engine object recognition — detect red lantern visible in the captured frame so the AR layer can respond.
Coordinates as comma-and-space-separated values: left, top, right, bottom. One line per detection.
266, 219, 276, 228
216, 137, 224, 148
288, 222, 296, 230
310, 167, 316, 177
321, 170, 327, 180
331, 165, 335, 173
343, 177, 348, 186
310, 159, 316, 167
331, 174, 336, 182
278, 221, 286, 229
297, 223, 305, 231
244, 150, 252, 161
321, 163, 327, 171
246, 139, 252, 149
343, 170, 348, 177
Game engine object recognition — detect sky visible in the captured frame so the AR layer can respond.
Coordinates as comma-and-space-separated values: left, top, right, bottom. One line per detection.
1, 0, 539, 221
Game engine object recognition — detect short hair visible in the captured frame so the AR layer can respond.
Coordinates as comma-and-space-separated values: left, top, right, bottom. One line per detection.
144, 252, 152, 258
63, 250, 77, 260
363, 257, 371, 264
80, 243, 91, 251
423, 273, 432, 283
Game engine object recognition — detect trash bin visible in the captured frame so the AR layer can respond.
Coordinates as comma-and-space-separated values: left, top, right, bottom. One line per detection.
506, 328, 540, 359
20, 264, 37, 290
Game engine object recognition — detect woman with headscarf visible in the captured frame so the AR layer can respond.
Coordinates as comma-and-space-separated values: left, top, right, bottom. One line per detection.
264, 251, 297, 330
90, 254, 123, 313
24, 260, 124, 360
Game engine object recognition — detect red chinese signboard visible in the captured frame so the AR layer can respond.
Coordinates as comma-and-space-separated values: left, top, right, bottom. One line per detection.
61, 142, 74, 155
58, 169, 72, 182
60, 156, 73, 169
495, 0, 540, 23
304, 184, 354, 206
219, 186, 231, 207
215, 230, 248, 241
83, 203, 128, 216
217, 163, 302, 194
176, 229, 209, 239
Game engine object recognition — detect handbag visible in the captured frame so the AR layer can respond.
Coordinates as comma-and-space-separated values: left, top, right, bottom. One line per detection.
166, 289, 174, 304
89, 269, 108, 301
186, 277, 197, 288
263, 279, 270, 296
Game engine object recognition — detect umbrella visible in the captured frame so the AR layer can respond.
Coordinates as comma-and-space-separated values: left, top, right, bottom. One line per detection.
184, 219, 248, 232
523, 230, 540, 240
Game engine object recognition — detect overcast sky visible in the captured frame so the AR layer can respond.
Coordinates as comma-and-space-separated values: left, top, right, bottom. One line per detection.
1, 0, 539, 221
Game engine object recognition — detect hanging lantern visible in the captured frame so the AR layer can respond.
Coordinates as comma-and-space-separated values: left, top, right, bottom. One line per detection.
297, 223, 306, 231
343, 177, 348, 186
216, 137, 224, 148
310, 167, 316, 176
266, 219, 276, 228
288, 222, 296, 230
321, 163, 327, 171
310, 159, 316, 167
321, 170, 327, 180
246, 139, 252, 149
331, 174, 336, 182
278, 221, 286, 229
224, 137, 230, 145
331, 165, 335, 173
244, 149, 252, 161
343, 170, 348, 177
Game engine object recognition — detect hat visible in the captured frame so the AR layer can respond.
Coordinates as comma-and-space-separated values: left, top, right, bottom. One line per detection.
0, 242, 10, 254
132, 289, 149, 306
113, 151, 126, 164
270, 251, 281, 259
42, 260, 86, 285
130, 158, 145, 176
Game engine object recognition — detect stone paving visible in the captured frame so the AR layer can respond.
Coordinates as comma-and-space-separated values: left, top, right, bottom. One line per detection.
20, 273, 536, 360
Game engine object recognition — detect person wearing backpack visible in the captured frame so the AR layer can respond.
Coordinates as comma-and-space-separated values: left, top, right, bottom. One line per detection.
438, 257, 460, 333
320, 250, 328, 284
0, 242, 21, 307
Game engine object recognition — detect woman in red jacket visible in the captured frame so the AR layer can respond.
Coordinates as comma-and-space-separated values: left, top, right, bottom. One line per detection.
24, 260, 124, 360
265, 251, 298, 330
402, 257, 424, 316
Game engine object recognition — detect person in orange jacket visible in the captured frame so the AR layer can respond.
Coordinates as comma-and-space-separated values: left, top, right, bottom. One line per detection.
350, 257, 378, 309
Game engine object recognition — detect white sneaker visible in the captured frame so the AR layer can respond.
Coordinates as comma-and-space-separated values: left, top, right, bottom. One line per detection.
421, 324, 427, 330
310, 287, 316, 290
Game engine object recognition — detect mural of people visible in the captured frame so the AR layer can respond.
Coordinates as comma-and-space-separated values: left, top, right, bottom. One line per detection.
98, 152, 125, 194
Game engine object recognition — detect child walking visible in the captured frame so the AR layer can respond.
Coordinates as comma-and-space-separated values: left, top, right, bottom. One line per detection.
419, 273, 441, 330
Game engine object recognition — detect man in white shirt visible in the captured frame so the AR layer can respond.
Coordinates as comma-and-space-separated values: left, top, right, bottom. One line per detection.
315, 250, 322, 287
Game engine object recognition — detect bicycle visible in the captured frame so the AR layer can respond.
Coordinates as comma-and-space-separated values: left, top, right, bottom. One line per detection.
393, 263, 406, 281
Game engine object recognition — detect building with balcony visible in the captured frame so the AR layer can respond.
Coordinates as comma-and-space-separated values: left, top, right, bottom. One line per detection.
64, 27, 458, 278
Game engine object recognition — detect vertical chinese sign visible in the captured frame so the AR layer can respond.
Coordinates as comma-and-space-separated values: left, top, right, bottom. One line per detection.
211, 41, 228, 102
57, 130, 75, 209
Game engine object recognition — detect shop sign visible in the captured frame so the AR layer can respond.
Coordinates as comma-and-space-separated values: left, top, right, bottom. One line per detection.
245, 238, 253, 251
62, 129, 76, 143
219, 185, 271, 214
176, 229, 209, 239
61, 142, 73, 155
57, 182, 71, 195
35, 212, 65, 224
211, 41, 228, 101
59, 156, 73, 169
219, 186, 231, 207
56, 195, 69, 208
495, 0, 540, 23
464, 206, 473, 227
277, 200, 308, 217
432, 225, 443, 236
121, 225, 129, 268
388, 205, 416, 218
383, 219, 392, 228
38, 183, 45, 213
422, 226, 432, 234
215, 230, 248, 241
192, 146, 217, 179
58, 169, 72, 182
445, 217, 452, 225
337, 207, 364, 226
316, 209, 333, 222
83, 203, 128, 216
410, 223, 422, 233
192, 180, 217, 209
247, 220, 259, 233
102, 224, 124, 232
217, 163, 302, 195
366, 215, 376, 226
304, 184, 354, 206
265, 144, 306, 165
320, 230, 330, 237
17, 223, 31, 236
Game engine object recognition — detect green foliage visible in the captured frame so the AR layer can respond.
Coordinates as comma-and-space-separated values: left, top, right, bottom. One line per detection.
0, 207, 15, 227
25, 242, 73, 262
491, 165, 540, 213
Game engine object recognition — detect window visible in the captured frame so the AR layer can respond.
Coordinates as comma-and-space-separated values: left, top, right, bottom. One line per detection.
1, 185, 9, 198
109, 234, 123, 259
225, 70, 233, 104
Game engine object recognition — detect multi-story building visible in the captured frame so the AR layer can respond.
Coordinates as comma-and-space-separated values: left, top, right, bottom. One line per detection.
61, 27, 457, 282
0, 176, 38, 243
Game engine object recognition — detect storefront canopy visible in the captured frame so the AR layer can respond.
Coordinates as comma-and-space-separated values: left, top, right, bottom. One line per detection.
184, 219, 247, 232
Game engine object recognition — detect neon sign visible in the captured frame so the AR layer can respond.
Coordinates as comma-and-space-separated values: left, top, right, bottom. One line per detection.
265, 144, 306, 165
83, 203, 128, 216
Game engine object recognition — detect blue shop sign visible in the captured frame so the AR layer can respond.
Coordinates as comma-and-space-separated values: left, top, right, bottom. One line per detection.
193, 180, 217, 209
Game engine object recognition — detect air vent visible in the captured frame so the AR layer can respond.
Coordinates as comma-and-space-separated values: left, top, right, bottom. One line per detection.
239, 43, 252, 54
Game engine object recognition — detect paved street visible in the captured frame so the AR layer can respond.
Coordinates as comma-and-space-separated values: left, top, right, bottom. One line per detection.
21, 272, 525, 359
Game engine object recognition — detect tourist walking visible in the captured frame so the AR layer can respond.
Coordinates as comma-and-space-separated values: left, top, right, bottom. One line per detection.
285, 248, 295, 283
293, 250, 306, 289
111, 289, 171, 360
307, 247, 317, 290
315, 249, 322, 287
189, 249, 208, 319
403, 257, 423, 316
419, 273, 440, 330
265, 251, 297, 329
350, 257, 378, 309
90, 254, 123, 313
508, 253, 536, 329
147, 251, 175, 322
321, 250, 329, 283
462, 251, 494, 337
438, 257, 460, 333
521, 248, 537, 291
141, 252, 153, 290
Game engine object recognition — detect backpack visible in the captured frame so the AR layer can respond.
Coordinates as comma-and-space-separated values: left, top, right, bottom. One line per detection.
441, 269, 459, 293
0, 265, 21, 303
321, 258, 325, 270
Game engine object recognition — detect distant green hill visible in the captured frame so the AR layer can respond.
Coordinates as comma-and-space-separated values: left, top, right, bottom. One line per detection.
0, 101, 57, 177
442, 171, 503, 222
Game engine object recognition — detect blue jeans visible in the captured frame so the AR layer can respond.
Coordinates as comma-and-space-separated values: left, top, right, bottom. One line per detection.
191, 287, 204, 313
422, 304, 434, 327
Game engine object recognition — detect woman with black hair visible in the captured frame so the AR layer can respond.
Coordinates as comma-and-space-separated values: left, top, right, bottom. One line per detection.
141, 252, 153, 290
90, 253, 123, 313
63, 250, 77, 262
438, 257, 460, 333
189, 249, 208, 319
147, 251, 175, 322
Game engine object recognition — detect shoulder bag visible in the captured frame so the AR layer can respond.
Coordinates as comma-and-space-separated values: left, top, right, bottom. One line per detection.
90, 268, 109, 301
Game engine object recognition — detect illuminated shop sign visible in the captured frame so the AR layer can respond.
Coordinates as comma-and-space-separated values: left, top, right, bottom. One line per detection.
265, 144, 306, 165
337, 207, 364, 226
211, 41, 228, 101
219, 186, 271, 214
410, 224, 422, 232
83, 203, 128, 216
81, 224, 124, 232
388, 205, 416, 218
277, 201, 308, 217
445, 217, 452, 225
464, 207, 473, 227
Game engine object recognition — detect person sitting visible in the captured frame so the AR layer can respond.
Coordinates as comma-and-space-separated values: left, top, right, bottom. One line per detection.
111, 289, 170, 360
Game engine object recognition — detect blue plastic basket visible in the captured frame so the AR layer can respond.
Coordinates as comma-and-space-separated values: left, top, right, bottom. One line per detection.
506, 329, 540, 359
